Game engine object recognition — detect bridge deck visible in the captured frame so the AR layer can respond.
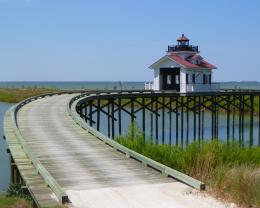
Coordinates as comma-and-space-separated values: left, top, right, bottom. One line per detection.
17, 94, 179, 207
4, 93, 230, 208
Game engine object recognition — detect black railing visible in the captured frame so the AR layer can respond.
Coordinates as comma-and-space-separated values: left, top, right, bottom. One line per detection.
168, 45, 199, 52
74, 91, 260, 147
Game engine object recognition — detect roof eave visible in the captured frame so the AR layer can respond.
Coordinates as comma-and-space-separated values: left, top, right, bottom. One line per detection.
186, 66, 217, 70
148, 55, 168, 69
167, 56, 187, 69
149, 55, 182, 69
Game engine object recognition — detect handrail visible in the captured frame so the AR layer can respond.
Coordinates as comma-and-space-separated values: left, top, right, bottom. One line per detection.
9, 91, 82, 204
70, 89, 260, 109
68, 93, 206, 190
10, 106, 68, 203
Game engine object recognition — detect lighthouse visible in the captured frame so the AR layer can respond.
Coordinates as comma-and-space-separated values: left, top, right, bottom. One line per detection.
147, 34, 218, 92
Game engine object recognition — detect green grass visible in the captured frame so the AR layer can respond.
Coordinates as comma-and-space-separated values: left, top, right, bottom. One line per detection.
1, 184, 70, 208
0, 194, 30, 208
0, 183, 33, 208
0, 88, 61, 103
117, 124, 260, 207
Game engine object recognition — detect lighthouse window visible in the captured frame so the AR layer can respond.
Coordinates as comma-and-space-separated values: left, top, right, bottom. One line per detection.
205, 75, 209, 84
175, 75, 180, 84
167, 75, 172, 85
203, 74, 211, 84
192, 74, 196, 84
187, 74, 193, 84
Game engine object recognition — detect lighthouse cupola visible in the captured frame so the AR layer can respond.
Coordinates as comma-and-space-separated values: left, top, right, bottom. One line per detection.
167, 34, 198, 54
177, 34, 189, 46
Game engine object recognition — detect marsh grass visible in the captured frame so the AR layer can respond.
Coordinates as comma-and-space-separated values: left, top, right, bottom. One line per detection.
0, 194, 30, 208
2, 183, 33, 207
0, 88, 60, 103
117, 123, 260, 207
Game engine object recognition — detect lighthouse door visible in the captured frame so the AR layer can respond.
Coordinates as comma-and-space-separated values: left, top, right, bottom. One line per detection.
160, 68, 180, 91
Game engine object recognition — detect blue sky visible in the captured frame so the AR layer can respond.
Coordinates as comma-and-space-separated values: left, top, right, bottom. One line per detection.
0, 0, 259, 82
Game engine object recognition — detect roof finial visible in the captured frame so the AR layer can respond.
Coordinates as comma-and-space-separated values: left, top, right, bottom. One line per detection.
177, 34, 189, 42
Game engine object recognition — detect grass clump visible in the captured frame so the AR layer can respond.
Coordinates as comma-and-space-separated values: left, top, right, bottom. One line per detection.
0, 194, 30, 208
6, 184, 33, 203
0, 88, 60, 103
0, 183, 33, 207
212, 166, 260, 207
117, 124, 260, 207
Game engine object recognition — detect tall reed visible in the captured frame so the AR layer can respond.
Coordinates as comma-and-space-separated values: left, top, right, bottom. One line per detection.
117, 124, 260, 207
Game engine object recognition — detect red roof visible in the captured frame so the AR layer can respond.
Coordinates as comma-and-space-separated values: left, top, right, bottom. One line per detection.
177, 34, 189, 41
199, 60, 216, 69
189, 54, 203, 61
167, 54, 216, 69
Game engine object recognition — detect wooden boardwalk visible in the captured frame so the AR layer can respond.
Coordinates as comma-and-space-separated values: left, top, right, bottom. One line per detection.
3, 93, 233, 207
16, 94, 178, 207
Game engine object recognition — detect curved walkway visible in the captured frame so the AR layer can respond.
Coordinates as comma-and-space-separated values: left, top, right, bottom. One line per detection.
17, 94, 232, 208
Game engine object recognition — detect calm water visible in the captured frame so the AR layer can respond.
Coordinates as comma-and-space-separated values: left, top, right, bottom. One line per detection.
98, 108, 260, 146
0, 81, 145, 90
1, 81, 260, 90
220, 81, 260, 90
0, 102, 13, 193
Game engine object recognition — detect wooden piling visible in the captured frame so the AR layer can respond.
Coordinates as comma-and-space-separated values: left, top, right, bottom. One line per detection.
142, 97, 146, 140
181, 96, 184, 147
250, 95, 254, 146
118, 98, 122, 135
227, 96, 230, 144
169, 97, 172, 145
97, 99, 100, 131
162, 97, 165, 144
176, 97, 179, 146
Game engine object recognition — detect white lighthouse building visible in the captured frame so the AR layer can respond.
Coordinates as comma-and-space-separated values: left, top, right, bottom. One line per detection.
147, 34, 218, 93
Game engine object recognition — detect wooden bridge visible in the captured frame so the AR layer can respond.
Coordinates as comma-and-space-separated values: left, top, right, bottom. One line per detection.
3, 91, 206, 208
4, 91, 260, 207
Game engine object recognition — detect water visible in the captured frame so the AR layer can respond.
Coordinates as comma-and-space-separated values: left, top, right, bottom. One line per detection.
97, 107, 260, 146
1, 81, 260, 90
0, 81, 145, 90
220, 81, 260, 90
0, 102, 13, 193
